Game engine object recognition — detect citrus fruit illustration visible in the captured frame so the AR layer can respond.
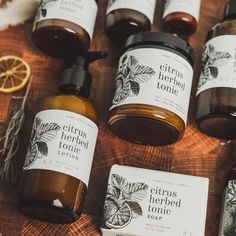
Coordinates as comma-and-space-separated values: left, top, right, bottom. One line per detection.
0, 55, 31, 93
104, 199, 132, 229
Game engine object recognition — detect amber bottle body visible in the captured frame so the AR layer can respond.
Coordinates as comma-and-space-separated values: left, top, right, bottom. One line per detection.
32, 0, 98, 58
162, 0, 201, 40
19, 93, 98, 224
106, 9, 151, 44
105, 0, 156, 44
195, 19, 236, 139
163, 12, 197, 40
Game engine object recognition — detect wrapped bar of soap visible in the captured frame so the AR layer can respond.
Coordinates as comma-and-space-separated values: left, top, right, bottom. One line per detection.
101, 165, 209, 236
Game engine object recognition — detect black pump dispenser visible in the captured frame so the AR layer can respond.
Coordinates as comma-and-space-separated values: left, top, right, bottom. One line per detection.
59, 51, 107, 97
223, 0, 236, 21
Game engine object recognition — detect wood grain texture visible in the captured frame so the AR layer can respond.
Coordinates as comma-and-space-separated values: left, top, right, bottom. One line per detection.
0, 0, 234, 235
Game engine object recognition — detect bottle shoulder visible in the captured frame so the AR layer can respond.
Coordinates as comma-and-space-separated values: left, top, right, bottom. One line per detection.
39, 95, 98, 124
206, 20, 236, 41
106, 8, 150, 24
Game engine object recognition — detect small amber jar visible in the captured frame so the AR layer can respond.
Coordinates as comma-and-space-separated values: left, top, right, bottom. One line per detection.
32, 0, 98, 59
162, 0, 201, 40
108, 32, 194, 146
105, 0, 156, 44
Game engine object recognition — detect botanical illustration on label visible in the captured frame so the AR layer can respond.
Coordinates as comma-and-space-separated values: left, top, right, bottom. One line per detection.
197, 35, 236, 95
35, 0, 98, 38
106, 0, 156, 23
221, 180, 236, 236
24, 117, 61, 169
110, 48, 193, 124
103, 173, 149, 229
23, 110, 98, 186
112, 55, 156, 105
101, 165, 209, 236
163, 0, 201, 21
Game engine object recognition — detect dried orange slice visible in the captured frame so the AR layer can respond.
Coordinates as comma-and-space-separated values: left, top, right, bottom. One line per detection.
0, 55, 31, 93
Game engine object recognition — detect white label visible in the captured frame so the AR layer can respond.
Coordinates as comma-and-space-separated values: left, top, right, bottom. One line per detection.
34, 0, 98, 39
163, 0, 201, 21
23, 110, 98, 186
101, 165, 209, 236
218, 180, 236, 236
106, 0, 156, 23
197, 35, 236, 95
110, 48, 193, 125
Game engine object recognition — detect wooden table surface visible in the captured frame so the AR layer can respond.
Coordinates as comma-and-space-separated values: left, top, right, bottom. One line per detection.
0, 0, 234, 235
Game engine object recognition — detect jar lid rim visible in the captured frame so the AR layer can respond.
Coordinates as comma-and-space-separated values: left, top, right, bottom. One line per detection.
124, 32, 195, 64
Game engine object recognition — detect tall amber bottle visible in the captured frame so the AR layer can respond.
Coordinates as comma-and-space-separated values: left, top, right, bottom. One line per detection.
32, 0, 98, 58
195, 0, 236, 139
105, 0, 157, 44
19, 52, 106, 224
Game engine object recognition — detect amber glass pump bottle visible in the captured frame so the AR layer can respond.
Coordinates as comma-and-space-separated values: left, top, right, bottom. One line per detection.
195, 0, 236, 139
19, 52, 106, 224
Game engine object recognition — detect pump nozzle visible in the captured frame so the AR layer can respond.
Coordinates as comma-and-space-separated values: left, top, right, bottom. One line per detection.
59, 51, 107, 97
75, 51, 107, 69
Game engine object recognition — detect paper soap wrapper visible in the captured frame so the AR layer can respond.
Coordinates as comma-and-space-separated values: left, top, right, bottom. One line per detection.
101, 165, 209, 236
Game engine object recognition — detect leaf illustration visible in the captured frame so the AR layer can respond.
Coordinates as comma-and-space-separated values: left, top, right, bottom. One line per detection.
36, 141, 48, 156
126, 201, 143, 218
130, 81, 140, 96
41, 9, 47, 17
127, 182, 148, 202
132, 65, 155, 83
127, 56, 138, 70
198, 44, 232, 89
111, 174, 129, 192
223, 206, 236, 236
35, 117, 43, 129
121, 55, 128, 64
208, 44, 215, 55
39, 123, 61, 142
227, 181, 236, 207
209, 66, 218, 78
113, 79, 131, 105
212, 51, 232, 67
114, 55, 155, 104
23, 143, 39, 169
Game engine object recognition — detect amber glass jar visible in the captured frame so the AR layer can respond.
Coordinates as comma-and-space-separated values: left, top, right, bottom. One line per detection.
18, 52, 106, 224
32, 0, 98, 59
108, 32, 194, 146
105, 0, 156, 44
195, 0, 236, 139
162, 0, 201, 40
